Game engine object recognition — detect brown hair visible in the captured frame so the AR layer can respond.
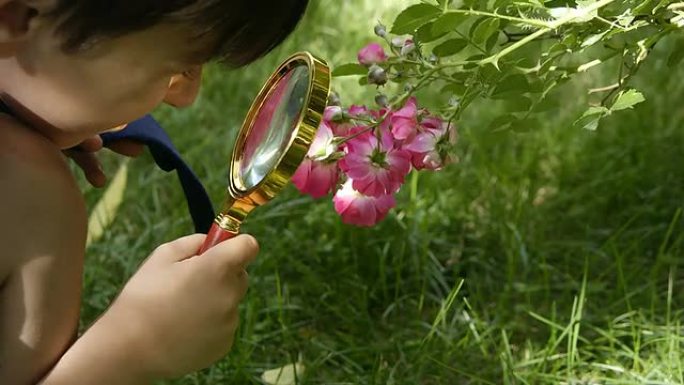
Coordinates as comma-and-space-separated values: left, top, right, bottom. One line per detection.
49, 0, 309, 67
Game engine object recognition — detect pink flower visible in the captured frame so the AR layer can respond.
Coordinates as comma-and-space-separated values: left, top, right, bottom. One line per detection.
292, 122, 339, 198
340, 128, 411, 196
419, 116, 442, 131
403, 119, 457, 171
333, 180, 396, 226
358, 43, 388, 66
390, 97, 419, 141
366, 108, 393, 141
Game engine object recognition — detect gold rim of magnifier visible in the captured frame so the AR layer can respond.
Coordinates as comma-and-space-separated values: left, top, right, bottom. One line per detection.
214, 52, 330, 232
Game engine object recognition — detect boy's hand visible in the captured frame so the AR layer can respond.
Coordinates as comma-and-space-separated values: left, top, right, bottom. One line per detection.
65, 135, 144, 187
98, 234, 258, 379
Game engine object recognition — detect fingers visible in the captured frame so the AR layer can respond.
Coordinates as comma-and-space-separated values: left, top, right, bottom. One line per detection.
78, 135, 104, 152
107, 139, 145, 158
66, 149, 106, 188
151, 234, 258, 296
152, 234, 206, 263
198, 234, 259, 272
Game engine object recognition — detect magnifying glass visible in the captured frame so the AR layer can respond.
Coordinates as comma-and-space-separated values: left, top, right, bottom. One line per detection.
198, 52, 330, 254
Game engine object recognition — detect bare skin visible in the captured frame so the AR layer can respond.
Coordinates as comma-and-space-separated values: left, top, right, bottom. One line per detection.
0, 1, 259, 383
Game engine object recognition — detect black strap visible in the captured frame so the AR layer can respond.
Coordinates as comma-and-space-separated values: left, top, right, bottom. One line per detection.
101, 116, 215, 233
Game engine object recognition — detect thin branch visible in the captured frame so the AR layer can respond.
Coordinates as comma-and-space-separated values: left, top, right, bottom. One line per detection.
445, 9, 551, 29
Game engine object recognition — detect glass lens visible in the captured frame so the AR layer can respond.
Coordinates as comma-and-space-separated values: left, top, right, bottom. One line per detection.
238, 65, 310, 190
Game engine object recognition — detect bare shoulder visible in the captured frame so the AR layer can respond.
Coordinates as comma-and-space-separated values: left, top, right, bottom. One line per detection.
0, 114, 88, 384
0, 113, 87, 279
0, 113, 75, 178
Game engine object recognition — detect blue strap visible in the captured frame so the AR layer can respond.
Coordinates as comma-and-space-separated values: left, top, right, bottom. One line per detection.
101, 116, 215, 233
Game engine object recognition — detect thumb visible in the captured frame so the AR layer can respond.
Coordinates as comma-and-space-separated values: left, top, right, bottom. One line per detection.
195, 234, 259, 272
78, 135, 104, 152
149, 234, 206, 264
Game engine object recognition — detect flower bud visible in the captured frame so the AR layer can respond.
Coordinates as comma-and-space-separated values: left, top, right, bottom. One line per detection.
428, 54, 438, 64
358, 43, 388, 66
391, 37, 404, 48
375, 94, 389, 107
374, 23, 387, 38
328, 91, 341, 106
367, 65, 387, 86
448, 96, 460, 108
327, 105, 345, 122
400, 39, 415, 56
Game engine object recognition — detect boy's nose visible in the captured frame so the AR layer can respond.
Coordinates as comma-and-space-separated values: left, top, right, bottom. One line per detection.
163, 65, 203, 108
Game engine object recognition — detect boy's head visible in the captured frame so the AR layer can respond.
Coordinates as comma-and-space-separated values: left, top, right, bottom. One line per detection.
0, 0, 309, 148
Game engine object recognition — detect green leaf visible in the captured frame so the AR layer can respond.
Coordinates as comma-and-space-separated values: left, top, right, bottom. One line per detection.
433, 39, 468, 57
611, 89, 645, 111
491, 74, 530, 98
489, 115, 537, 133
485, 32, 499, 52
616, 9, 635, 27
528, 78, 545, 94
473, 18, 500, 45
451, 71, 471, 83
391, 4, 442, 34
667, 40, 684, 68
489, 114, 515, 131
415, 22, 447, 44
574, 0, 600, 22
503, 96, 532, 112
574, 106, 608, 131
532, 97, 560, 112
332, 63, 367, 77
480, 60, 503, 76
441, 82, 467, 97
581, 31, 608, 48
87, 160, 129, 247
464, 54, 486, 69
432, 13, 467, 36
510, 118, 537, 133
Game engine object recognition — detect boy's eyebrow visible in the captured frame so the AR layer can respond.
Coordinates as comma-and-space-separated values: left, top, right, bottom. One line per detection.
177, 41, 219, 65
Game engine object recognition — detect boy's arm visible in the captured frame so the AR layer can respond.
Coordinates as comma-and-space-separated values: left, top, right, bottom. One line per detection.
0, 117, 155, 385
0, 115, 258, 384
38, 308, 154, 385
0, 115, 87, 384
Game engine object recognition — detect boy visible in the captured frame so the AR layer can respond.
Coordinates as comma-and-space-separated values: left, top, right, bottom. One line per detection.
0, 1, 309, 383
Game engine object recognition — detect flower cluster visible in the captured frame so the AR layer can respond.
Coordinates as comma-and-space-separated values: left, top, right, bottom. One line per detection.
292, 41, 457, 227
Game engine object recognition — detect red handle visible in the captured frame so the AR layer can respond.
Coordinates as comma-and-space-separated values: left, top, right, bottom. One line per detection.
199, 222, 238, 254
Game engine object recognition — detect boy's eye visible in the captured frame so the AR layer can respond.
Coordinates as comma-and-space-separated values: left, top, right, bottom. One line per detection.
181, 67, 200, 80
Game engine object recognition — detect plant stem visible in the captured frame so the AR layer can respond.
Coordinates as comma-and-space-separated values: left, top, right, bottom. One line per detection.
336, 125, 376, 145
445, 9, 551, 29
478, 0, 619, 67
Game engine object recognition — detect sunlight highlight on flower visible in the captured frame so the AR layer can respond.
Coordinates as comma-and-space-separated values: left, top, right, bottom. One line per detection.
291, 122, 339, 198
333, 180, 396, 226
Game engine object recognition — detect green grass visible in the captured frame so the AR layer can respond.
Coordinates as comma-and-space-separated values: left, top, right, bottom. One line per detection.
79, 1, 684, 383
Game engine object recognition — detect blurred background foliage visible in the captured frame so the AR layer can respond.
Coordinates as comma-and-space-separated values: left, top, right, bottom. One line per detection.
79, 0, 684, 383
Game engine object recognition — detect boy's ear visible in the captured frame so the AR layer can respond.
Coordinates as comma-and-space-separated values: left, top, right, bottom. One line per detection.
0, 1, 52, 52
